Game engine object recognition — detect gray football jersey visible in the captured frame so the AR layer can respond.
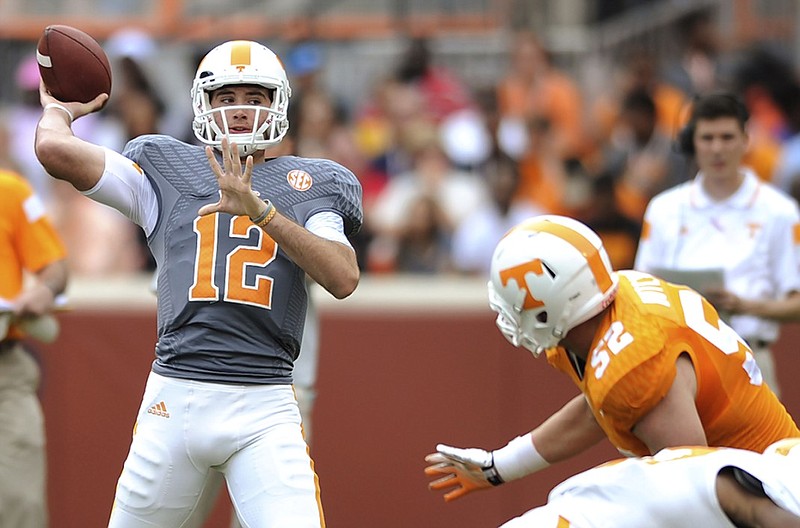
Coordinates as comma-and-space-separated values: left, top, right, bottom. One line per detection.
123, 134, 363, 384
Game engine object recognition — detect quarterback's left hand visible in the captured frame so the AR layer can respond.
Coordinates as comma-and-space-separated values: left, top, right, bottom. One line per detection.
199, 137, 262, 219
424, 444, 502, 502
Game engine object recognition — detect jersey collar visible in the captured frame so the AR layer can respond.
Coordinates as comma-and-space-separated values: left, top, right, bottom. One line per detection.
691, 168, 760, 210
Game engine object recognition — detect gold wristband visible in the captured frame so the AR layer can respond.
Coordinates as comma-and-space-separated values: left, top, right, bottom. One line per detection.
251, 200, 277, 228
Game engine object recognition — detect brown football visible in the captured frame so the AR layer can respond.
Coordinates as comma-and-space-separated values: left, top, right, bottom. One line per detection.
37, 25, 112, 104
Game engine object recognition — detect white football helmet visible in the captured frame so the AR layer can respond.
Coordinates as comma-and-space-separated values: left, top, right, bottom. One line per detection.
488, 215, 619, 357
191, 40, 291, 157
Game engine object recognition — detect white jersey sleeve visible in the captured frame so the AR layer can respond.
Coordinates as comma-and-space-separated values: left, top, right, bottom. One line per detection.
634, 186, 686, 272
81, 147, 159, 236
304, 211, 354, 250
633, 205, 660, 272
763, 189, 800, 297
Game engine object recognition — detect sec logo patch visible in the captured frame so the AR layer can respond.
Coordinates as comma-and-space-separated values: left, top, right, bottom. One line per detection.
287, 169, 313, 191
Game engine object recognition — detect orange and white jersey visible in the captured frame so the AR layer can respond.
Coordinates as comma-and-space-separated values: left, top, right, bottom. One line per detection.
635, 169, 800, 343
500, 445, 800, 528
546, 270, 799, 456
0, 170, 66, 339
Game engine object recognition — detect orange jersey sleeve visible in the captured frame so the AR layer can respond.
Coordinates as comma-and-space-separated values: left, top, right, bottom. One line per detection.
547, 270, 799, 456
0, 170, 67, 300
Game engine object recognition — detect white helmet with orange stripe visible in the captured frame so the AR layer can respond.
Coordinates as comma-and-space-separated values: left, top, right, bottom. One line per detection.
191, 40, 291, 157
488, 215, 619, 357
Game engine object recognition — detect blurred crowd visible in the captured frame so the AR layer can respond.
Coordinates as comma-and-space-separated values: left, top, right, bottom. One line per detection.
3, 9, 800, 279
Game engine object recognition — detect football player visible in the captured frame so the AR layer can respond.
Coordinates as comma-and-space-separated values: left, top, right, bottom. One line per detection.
433, 438, 800, 527
426, 215, 798, 504
35, 40, 361, 527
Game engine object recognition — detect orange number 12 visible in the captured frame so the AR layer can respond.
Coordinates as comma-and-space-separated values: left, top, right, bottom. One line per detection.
189, 213, 278, 309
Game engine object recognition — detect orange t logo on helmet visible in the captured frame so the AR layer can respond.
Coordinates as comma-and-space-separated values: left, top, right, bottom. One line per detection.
499, 260, 548, 310
489, 215, 619, 356
517, 218, 614, 292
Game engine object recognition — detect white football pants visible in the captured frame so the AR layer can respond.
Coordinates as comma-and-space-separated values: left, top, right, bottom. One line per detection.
107, 371, 324, 528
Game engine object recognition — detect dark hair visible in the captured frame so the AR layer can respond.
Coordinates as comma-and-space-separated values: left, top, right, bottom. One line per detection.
676, 92, 749, 155
395, 37, 431, 83
621, 88, 656, 118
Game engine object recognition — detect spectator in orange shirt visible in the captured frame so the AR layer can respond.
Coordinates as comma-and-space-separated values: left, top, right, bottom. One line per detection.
497, 31, 587, 162
0, 168, 68, 527
588, 47, 688, 163
601, 88, 689, 223
515, 115, 591, 216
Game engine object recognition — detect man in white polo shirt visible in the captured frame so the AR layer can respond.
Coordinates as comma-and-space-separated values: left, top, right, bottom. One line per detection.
635, 92, 800, 397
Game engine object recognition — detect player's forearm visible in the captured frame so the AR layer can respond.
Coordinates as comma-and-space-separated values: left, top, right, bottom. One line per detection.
35, 106, 76, 173
35, 111, 105, 190
264, 213, 359, 299
753, 504, 800, 528
717, 471, 800, 528
531, 394, 606, 464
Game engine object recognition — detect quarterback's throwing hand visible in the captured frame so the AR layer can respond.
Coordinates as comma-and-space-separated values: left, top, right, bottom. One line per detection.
424, 444, 502, 502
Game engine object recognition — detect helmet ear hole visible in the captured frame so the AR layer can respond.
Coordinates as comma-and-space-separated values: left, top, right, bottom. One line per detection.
536, 311, 548, 323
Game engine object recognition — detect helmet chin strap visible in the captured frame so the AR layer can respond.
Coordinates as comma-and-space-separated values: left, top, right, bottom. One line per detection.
210, 115, 266, 158
553, 298, 576, 341
523, 340, 544, 358
238, 144, 258, 157
215, 141, 263, 158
